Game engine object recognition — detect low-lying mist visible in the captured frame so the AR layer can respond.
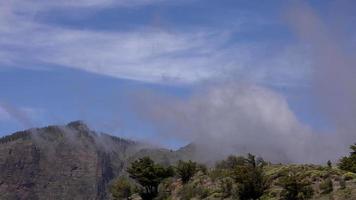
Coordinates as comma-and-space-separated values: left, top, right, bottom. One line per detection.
133, 1, 356, 164
135, 83, 343, 164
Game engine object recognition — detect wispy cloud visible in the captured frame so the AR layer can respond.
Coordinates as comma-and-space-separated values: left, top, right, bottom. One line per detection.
0, 102, 43, 128
0, 0, 309, 85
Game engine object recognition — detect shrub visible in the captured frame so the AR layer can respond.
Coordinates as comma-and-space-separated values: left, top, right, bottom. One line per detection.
327, 160, 332, 169
220, 177, 234, 198
176, 160, 198, 184
127, 157, 174, 200
110, 177, 134, 200
216, 155, 246, 170
338, 143, 356, 173
279, 171, 314, 200
232, 154, 270, 200
197, 163, 208, 174
343, 172, 356, 180
155, 178, 175, 200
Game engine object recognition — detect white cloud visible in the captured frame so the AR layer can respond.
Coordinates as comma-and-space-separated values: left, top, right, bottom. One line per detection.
0, 0, 309, 85
136, 83, 341, 163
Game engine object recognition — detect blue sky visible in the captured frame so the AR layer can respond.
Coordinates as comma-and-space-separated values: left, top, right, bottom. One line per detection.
0, 0, 355, 150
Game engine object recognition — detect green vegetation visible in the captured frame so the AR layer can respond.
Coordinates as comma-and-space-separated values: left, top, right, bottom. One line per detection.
114, 143, 356, 200
327, 160, 332, 169
176, 160, 198, 184
127, 157, 174, 200
278, 170, 314, 200
231, 154, 270, 200
110, 177, 135, 200
338, 143, 356, 173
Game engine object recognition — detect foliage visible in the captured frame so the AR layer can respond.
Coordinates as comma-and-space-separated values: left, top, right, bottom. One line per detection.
219, 177, 235, 198
155, 178, 175, 200
216, 155, 246, 170
231, 154, 270, 200
208, 168, 231, 181
343, 172, 356, 180
279, 170, 314, 200
338, 143, 356, 173
176, 160, 198, 184
110, 177, 134, 200
178, 183, 210, 200
327, 160, 332, 169
127, 157, 174, 200
197, 163, 208, 174
319, 177, 333, 194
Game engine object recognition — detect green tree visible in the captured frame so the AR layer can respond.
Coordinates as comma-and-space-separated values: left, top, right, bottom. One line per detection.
110, 177, 134, 200
176, 160, 198, 184
127, 157, 174, 200
338, 143, 356, 173
327, 160, 332, 169
232, 154, 270, 200
279, 171, 314, 200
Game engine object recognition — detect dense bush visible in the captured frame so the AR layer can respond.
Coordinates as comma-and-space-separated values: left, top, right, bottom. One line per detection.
231, 154, 270, 200
219, 177, 234, 198
127, 157, 174, 200
327, 160, 332, 169
197, 163, 208, 174
216, 155, 246, 170
279, 170, 314, 200
176, 160, 198, 184
110, 177, 134, 200
338, 143, 356, 173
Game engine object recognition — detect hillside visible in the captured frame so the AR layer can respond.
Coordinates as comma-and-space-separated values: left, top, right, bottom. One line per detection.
0, 121, 191, 200
150, 164, 356, 200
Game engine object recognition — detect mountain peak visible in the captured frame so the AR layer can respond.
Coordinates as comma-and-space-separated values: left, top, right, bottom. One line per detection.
66, 120, 89, 131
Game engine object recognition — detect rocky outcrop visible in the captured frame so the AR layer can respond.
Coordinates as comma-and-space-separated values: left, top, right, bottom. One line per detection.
0, 121, 137, 200
0, 121, 193, 200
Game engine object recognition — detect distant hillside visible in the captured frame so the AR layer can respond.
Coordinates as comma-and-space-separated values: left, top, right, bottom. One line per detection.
0, 121, 193, 200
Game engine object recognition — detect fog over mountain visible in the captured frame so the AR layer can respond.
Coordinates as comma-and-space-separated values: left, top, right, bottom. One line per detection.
1, 0, 356, 165
132, 1, 356, 164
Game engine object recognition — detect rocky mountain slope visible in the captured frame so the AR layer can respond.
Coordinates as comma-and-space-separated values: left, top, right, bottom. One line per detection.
0, 121, 192, 200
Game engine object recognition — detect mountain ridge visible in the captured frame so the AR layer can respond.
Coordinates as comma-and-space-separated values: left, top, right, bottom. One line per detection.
0, 121, 193, 200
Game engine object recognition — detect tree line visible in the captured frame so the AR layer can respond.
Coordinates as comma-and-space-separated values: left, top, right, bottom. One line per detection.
111, 143, 356, 200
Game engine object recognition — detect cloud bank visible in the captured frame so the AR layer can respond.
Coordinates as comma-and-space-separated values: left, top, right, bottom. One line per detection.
130, 1, 356, 163
136, 83, 342, 163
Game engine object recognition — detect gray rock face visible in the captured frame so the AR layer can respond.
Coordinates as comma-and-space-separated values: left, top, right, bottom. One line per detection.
0, 121, 194, 200
0, 121, 138, 200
